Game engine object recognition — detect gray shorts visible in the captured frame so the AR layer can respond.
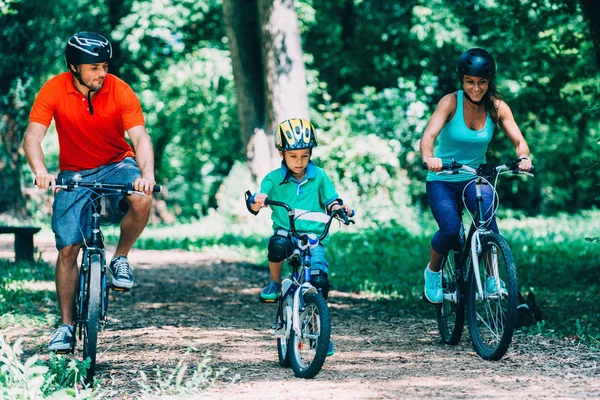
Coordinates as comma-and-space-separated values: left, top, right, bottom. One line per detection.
52, 157, 141, 250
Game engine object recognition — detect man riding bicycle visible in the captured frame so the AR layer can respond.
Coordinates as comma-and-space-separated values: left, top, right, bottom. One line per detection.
22, 31, 156, 352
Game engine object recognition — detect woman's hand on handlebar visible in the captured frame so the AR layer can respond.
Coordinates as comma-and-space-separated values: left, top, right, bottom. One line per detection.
517, 157, 533, 172
423, 157, 443, 172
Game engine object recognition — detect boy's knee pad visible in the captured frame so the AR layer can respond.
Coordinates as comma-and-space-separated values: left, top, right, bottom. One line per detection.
268, 233, 294, 262
311, 270, 330, 300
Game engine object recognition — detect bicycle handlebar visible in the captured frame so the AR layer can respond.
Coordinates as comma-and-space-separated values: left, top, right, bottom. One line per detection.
244, 190, 354, 243
36, 179, 162, 195
422, 159, 536, 176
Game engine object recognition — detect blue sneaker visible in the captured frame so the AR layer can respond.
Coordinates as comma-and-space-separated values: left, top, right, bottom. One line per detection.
48, 324, 74, 352
424, 264, 442, 303
327, 340, 335, 357
260, 280, 281, 301
486, 276, 507, 296
109, 256, 134, 289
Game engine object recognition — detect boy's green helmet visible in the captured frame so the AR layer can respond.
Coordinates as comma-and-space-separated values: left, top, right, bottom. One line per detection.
274, 118, 318, 151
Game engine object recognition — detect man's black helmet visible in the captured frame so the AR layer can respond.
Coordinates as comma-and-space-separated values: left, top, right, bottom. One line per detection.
65, 31, 112, 69
456, 48, 496, 78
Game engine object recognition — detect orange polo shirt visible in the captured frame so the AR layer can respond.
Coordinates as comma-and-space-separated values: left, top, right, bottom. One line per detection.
29, 72, 144, 171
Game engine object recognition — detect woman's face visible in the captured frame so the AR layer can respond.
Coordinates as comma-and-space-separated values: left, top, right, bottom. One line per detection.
462, 75, 489, 102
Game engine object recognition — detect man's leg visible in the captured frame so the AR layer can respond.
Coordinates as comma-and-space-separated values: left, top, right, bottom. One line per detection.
55, 244, 81, 325
114, 194, 152, 257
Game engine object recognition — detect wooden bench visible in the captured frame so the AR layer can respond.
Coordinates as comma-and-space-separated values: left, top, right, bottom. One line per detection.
0, 226, 42, 261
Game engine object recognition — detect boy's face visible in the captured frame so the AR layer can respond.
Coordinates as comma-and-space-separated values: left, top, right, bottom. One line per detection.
281, 149, 311, 175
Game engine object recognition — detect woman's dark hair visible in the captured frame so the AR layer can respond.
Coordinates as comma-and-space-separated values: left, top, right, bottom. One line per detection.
481, 79, 502, 126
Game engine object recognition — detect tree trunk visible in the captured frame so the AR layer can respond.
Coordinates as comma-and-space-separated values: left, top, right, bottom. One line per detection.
223, 0, 310, 181
0, 112, 25, 216
223, 0, 272, 180
581, 0, 600, 69
258, 0, 310, 137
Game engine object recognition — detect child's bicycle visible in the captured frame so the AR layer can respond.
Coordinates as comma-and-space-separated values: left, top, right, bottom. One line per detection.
424, 159, 534, 360
52, 175, 160, 383
245, 190, 354, 378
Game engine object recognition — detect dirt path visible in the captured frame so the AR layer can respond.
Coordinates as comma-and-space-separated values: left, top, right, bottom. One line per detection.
3, 238, 600, 399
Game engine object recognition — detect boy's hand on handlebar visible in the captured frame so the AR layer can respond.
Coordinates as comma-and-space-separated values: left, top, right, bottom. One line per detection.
252, 193, 269, 209
424, 157, 443, 172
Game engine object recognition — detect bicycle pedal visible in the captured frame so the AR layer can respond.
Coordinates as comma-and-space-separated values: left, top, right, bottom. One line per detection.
110, 285, 130, 292
54, 348, 75, 355
258, 294, 279, 304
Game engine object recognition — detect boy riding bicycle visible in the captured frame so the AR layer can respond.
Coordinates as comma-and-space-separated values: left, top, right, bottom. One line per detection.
249, 118, 353, 356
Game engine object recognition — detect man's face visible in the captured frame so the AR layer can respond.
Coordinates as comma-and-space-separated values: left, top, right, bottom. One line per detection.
75, 62, 108, 91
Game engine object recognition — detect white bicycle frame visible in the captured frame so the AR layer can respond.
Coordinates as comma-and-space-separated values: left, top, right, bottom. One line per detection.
439, 163, 533, 303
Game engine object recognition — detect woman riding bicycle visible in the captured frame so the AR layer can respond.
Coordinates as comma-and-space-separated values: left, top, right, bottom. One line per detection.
419, 48, 533, 304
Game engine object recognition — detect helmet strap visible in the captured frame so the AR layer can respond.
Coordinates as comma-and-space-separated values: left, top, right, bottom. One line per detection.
462, 87, 483, 106
71, 65, 96, 115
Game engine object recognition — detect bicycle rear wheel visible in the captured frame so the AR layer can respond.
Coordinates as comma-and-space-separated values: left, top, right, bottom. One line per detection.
436, 249, 465, 345
289, 293, 331, 379
467, 233, 518, 360
83, 253, 102, 383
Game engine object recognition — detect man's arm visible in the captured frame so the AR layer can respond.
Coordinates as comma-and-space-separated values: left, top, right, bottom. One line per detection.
127, 125, 156, 193
22, 122, 54, 189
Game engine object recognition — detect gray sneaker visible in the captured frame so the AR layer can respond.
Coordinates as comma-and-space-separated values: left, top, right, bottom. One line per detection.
48, 324, 74, 352
110, 256, 134, 289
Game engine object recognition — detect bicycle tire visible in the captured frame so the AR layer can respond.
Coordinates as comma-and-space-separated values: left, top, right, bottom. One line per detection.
466, 233, 518, 360
277, 302, 291, 367
436, 249, 466, 345
289, 293, 331, 379
83, 253, 102, 383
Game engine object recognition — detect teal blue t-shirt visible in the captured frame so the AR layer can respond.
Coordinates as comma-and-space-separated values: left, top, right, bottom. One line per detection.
427, 90, 495, 182
258, 161, 339, 243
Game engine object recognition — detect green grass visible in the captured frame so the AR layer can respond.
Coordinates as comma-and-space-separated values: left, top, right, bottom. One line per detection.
0, 259, 58, 329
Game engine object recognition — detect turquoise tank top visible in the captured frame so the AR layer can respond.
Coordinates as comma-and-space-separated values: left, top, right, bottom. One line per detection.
426, 90, 495, 182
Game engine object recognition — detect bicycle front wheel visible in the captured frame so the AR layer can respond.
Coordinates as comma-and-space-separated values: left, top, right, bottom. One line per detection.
467, 233, 518, 360
277, 302, 291, 367
289, 293, 331, 379
437, 249, 465, 345
83, 253, 102, 383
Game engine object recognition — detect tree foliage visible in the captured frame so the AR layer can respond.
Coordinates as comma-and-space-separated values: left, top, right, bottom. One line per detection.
1, 0, 598, 220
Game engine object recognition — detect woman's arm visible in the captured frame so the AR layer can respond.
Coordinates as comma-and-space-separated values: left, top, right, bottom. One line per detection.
420, 93, 456, 172
497, 100, 532, 171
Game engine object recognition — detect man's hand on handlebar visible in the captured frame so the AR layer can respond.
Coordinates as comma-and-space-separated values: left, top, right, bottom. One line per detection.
35, 172, 57, 192
133, 176, 156, 196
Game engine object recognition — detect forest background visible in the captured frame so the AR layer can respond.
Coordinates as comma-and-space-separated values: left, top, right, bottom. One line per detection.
1, 0, 599, 348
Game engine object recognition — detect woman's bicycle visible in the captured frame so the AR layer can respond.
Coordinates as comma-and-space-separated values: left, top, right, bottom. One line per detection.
244, 191, 354, 378
54, 176, 160, 383
425, 159, 534, 360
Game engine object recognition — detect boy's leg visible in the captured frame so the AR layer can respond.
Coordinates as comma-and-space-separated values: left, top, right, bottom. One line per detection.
268, 260, 284, 283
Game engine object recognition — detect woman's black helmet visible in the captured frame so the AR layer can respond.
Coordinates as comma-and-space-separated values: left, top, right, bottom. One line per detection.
65, 31, 112, 69
456, 48, 496, 78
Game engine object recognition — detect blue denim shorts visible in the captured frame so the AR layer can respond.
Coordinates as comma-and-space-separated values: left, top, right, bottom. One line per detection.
52, 157, 141, 250
270, 229, 330, 275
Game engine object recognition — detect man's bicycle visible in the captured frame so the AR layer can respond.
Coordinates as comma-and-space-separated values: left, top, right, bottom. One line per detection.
425, 159, 534, 360
54, 176, 160, 383
245, 191, 354, 378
